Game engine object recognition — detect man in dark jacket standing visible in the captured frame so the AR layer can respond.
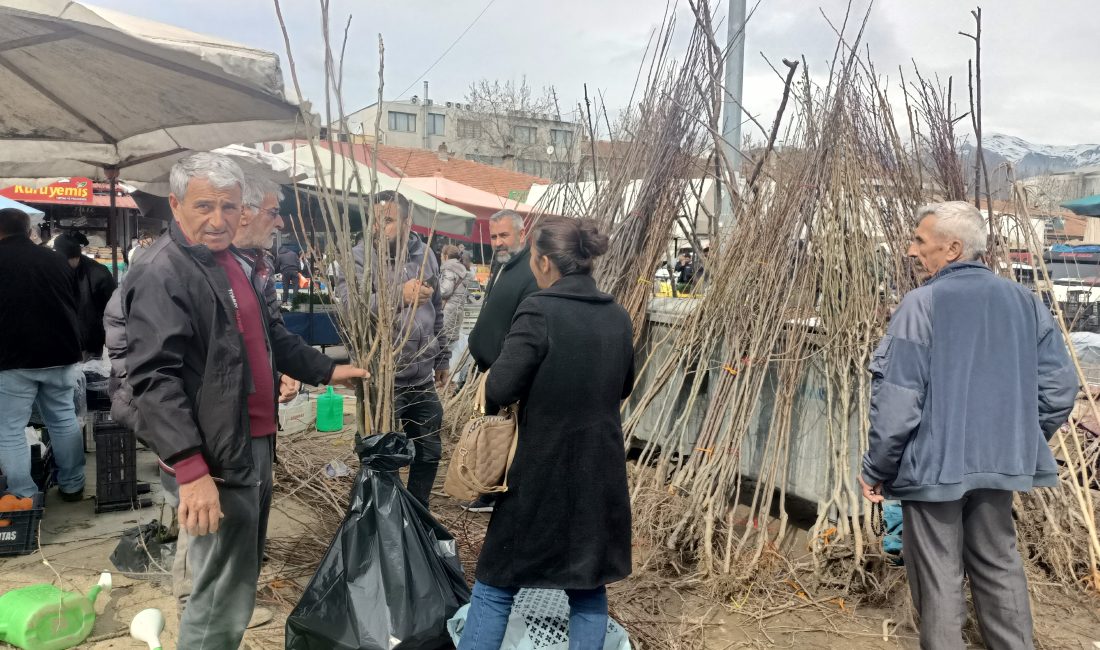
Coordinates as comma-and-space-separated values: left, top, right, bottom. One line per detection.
124, 154, 367, 648
52, 234, 115, 359
859, 201, 1078, 650
468, 209, 539, 372
335, 191, 448, 507
463, 209, 539, 512
0, 208, 86, 501
277, 244, 301, 305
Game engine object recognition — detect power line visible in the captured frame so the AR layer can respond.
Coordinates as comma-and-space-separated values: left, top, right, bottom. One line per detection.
392, 0, 498, 100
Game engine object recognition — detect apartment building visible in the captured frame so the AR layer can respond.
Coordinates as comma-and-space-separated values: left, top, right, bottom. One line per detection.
338, 86, 582, 180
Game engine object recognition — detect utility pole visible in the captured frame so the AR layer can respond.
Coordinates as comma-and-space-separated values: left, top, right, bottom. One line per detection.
720, 0, 746, 222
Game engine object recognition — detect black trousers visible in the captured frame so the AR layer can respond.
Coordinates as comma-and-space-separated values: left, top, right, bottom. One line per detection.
282, 273, 299, 303
394, 382, 443, 507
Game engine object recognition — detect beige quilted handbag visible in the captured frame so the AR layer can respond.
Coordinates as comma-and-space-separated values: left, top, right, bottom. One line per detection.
443, 372, 518, 501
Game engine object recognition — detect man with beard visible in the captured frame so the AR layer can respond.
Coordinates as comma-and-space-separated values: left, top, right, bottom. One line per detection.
463, 209, 539, 512
335, 191, 448, 508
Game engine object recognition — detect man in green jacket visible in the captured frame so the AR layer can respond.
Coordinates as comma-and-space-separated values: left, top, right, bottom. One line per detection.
464, 209, 539, 513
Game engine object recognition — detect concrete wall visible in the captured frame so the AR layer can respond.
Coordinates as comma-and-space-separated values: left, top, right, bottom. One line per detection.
626, 298, 864, 511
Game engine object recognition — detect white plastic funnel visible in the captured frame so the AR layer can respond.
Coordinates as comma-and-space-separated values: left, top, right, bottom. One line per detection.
130, 608, 164, 650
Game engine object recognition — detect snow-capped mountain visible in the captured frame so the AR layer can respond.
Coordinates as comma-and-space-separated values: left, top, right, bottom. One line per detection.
962, 134, 1100, 177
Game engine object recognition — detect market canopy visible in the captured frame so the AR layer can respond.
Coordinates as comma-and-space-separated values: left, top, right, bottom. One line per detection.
275, 146, 476, 238
527, 178, 718, 237
126, 144, 308, 197
400, 176, 539, 219
1061, 195, 1100, 218
0, 0, 307, 183
401, 175, 544, 244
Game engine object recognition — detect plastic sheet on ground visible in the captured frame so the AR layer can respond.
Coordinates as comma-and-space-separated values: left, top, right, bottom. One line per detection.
285, 433, 471, 650
447, 589, 632, 650
1070, 332, 1100, 386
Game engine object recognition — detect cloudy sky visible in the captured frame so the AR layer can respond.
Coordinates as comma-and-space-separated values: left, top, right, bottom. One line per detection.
93, 0, 1098, 146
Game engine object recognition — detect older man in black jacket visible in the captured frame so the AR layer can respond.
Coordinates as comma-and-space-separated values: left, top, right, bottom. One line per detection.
123, 153, 367, 648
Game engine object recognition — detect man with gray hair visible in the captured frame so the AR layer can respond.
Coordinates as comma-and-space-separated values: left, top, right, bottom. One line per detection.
123, 153, 367, 648
468, 209, 538, 372
859, 200, 1078, 649
463, 209, 539, 512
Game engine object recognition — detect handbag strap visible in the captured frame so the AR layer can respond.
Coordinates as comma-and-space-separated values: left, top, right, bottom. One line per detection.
474, 371, 491, 415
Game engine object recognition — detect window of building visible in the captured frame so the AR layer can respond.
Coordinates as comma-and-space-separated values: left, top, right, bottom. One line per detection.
513, 125, 537, 145
387, 111, 416, 133
458, 119, 482, 139
428, 113, 446, 136
550, 129, 574, 148
466, 153, 500, 166
517, 158, 545, 177
550, 161, 574, 179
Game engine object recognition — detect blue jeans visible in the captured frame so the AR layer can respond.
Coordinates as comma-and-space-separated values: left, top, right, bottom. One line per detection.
458, 581, 608, 650
0, 366, 86, 497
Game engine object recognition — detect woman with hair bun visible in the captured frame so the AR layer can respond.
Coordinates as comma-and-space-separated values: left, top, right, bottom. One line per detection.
458, 215, 636, 649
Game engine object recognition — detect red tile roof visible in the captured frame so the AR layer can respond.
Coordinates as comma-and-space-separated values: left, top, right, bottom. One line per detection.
316, 141, 548, 198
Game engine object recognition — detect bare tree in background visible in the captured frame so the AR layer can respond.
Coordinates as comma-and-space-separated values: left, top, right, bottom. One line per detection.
457, 77, 571, 174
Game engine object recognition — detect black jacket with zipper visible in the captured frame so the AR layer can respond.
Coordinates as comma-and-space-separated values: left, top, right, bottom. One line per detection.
123, 222, 336, 486
468, 247, 540, 372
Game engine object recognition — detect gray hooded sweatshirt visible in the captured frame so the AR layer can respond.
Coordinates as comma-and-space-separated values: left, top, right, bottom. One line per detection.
861, 261, 1078, 502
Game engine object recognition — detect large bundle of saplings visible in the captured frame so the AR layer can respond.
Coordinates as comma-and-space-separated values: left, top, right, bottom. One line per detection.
530, 0, 1100, 604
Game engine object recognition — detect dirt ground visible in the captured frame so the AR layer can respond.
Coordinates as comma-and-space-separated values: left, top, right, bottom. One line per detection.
2, 393, 1098, 650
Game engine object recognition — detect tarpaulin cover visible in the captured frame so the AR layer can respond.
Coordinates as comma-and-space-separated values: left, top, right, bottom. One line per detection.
285, 433, 471, 650
1051, 244, 1100, 254
1061, 194, 1100, 218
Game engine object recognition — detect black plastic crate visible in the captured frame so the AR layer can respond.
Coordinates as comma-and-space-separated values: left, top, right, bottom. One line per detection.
30, 443, 55, 494
93, 424, 150, 513
0, 478, 45, 557
86, 390, 112, 413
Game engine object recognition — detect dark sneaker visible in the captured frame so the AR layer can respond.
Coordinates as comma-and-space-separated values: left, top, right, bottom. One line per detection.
58, 486, 84, 502
461, 495, 495, 513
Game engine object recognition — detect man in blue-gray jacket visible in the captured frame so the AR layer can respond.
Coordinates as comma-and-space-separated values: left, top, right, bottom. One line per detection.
859, 201, 1078, 650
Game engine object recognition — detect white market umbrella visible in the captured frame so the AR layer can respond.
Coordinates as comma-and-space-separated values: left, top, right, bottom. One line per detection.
126, 144, 309, 197
275, 145, 476, 238
0, 1, 310, 270
0, 0, 305, 181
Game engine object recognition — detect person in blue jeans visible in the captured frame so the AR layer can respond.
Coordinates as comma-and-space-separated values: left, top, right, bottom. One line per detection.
459, 216, 635, 650
0, 208, 86, 500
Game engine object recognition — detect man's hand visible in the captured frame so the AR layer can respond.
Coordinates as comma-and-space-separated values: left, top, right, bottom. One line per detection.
278, 375, 301, 403
329, 364, 370, 387
178, 475, 223, 537
402, 280, 434, 306
435, 368, 450, 389
858, 475, 885, 504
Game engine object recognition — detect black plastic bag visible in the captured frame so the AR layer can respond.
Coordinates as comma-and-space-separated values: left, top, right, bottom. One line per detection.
285, 433, 471, 650
109, 520, 177, 577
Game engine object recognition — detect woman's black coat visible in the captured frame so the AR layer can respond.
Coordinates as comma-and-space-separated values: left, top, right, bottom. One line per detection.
479, 273, 635, 590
